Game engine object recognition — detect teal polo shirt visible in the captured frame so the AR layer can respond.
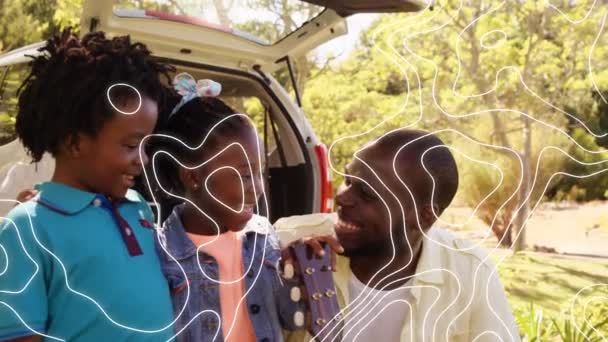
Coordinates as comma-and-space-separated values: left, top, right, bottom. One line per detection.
0, 182, 174, 341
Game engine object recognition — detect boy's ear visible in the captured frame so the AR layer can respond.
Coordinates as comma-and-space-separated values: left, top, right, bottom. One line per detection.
63, 134, 85, 158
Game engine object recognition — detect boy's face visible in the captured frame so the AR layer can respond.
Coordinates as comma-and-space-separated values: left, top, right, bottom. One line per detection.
76, 96, 158, 200
334, 143, 426, 257
183, 124, 264, 232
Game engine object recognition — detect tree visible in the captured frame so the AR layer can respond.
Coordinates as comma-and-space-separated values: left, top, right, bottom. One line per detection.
303, 0, 608, 251
0, 0, 58, 52
243, 0, 323, 96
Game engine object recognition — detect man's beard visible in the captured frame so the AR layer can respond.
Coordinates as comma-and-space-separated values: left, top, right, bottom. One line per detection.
341, 230, 415, 258
341, 238, 395, 258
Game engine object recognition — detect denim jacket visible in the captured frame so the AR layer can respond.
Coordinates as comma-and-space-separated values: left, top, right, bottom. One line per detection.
155, 204, 302, 342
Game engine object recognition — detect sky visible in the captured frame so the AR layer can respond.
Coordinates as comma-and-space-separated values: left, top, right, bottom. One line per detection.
313, 14, 380, 64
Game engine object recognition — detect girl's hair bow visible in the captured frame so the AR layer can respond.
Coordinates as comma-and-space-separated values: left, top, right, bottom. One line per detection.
170, 72, 222, 116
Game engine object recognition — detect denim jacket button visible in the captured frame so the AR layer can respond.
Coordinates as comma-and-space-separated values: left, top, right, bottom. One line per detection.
250, 304, 261, 314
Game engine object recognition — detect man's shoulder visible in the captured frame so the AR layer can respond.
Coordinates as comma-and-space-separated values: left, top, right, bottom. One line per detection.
427, 226, 493, 267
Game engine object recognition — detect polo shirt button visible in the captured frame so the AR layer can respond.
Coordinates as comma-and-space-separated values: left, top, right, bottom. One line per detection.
247, 269, 254, 278
250, 304, 260, 314
93, 198, 102, 207
260, 338, 270, 342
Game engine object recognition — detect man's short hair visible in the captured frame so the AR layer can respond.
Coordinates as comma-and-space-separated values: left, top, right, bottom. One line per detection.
375, 129, 459, 215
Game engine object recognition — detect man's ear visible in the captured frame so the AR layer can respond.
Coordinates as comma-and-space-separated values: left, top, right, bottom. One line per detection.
420, 203, 440, 229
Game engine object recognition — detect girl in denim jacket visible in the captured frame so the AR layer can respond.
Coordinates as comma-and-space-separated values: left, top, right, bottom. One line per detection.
148, 74, 311, 342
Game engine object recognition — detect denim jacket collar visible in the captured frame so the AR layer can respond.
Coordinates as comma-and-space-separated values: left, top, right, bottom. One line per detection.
161, 204, 198, 261
161, 203, 274, 261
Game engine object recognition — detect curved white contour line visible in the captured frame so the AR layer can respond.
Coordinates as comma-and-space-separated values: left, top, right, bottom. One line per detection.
321, 0, 447, 321
442, 144, 608, 342
166, 310, 221, 342
144, 124, 265, 285
575, 294, 608, 341
0, 302, 64, 341
346, 298, 414, 342
421, 144, 505, 229
582, 295, 608, 341
139, 113, 272, 340
325, 1, 589, 339
404, 3, 608, 143
546, 0, 599, 25
322, 2, 513, 339
392, 129, 523, 252
332, 1, 608, 340
396, 15, 608, 339
0, 216, 40, 295
321, 7, 437, 337
4, 0, 605, 339
106, 83, 142, 116
570, 284, 608, 340
479, 29, 508, 50
589, 11, 608, 104
321, 270, 459, 342
0, 244, 7, 276
0, 203, 178, 334
446, 0, 606, 141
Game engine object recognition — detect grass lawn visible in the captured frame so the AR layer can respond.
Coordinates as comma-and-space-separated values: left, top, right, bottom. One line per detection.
493, 252, 608, 340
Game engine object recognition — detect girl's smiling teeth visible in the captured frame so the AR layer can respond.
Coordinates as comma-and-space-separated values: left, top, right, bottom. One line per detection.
123, 174, 136, 186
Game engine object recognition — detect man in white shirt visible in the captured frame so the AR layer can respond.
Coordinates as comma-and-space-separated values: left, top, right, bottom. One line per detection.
284, 129, 519, 342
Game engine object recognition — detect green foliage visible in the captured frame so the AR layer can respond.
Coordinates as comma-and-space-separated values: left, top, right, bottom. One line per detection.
512, 301, 608, 341
0, 0, 56, 52
551, 309, 608, 342
553, 127, 608, 201
0, 63, 30, 144
500, 253, 608, 341
513, 303, 554, 341
496, 252, 608, 316
2, 0, 608, 212
299, 0, 608, 250
53, 0, 82, 31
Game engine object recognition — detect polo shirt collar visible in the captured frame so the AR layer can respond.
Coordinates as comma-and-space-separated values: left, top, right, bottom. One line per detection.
34, 181, 142, 215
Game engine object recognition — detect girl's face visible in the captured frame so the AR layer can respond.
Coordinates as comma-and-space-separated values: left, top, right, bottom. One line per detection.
181, 124, 264, 232
74, 95, 158, 200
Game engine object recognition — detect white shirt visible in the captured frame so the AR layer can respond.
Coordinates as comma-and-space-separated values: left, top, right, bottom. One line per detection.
336, 227, 520, 341
343, 272, 414, 341
281, 225, 521, 342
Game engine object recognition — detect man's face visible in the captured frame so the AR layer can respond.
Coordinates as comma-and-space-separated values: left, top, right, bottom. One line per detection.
334, 144, 425, 258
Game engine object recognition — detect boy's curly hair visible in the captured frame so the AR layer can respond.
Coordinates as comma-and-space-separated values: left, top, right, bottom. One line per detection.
16, 28, 174, 162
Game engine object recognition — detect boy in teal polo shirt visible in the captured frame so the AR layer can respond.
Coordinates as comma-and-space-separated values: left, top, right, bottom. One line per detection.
0, 30, 175, 341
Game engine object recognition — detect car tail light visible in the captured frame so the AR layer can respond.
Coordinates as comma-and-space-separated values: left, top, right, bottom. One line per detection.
314, 144, 333, 213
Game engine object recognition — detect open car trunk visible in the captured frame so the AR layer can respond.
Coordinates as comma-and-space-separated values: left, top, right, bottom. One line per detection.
301, 0, 426, 16
81, 0, 426, 72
